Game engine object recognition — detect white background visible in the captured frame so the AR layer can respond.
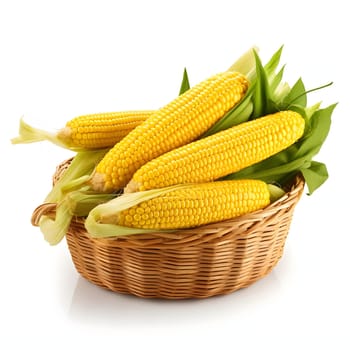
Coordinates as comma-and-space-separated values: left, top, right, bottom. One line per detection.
1, 0, 349, 349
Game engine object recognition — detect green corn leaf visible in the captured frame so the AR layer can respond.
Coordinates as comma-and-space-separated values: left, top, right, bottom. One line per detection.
69, 190, 116, 217
38, 149, 110, 244
224, 151, 310, 184
251, 50, 276, 118
295, 103, 336, 158
264, 46, 289, 103
270, 65, 286, 93
281, 80, 333, 111
300, 161, 328, 195
45, 149, 108, 203
40, 200, 75, 245
304, 102, 322, 120
41, 187, 116, 245
290, 102, 322, 123
281, 78, 307, 109
179, 68, 190, 95
264, 45, 284, 77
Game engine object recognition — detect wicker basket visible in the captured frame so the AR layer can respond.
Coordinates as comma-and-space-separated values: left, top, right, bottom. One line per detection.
32, 159, 304, 299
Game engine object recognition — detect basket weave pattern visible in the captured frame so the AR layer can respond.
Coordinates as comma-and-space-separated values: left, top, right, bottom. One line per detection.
33, 160, 304, 299
58, 161, 304, 299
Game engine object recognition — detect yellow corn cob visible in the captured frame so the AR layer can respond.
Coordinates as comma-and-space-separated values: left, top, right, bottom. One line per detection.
103, 180, 270, 230
90, 71, 249, 192
125, 110, 305, 193
11, 111, 154, 150
58, 110, 154, 149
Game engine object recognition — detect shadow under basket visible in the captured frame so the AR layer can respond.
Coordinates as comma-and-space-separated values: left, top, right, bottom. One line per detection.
34, 159, 305, 299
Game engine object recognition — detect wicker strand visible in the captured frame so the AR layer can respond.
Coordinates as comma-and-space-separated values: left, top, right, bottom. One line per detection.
31, 203, 57, 226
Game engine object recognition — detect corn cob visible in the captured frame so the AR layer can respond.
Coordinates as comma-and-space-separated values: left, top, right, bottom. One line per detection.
125, 110, 305, 193
99, 180, 270, 230
11, 111, 154, 150
89, 71, 249, 192
59, 111, 154, 149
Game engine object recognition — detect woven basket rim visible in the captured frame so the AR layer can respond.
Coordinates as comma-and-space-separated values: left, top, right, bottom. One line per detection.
31, 158, 305, 248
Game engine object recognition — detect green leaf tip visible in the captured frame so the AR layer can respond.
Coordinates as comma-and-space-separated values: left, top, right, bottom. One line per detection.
179, 68, 190, 95
251, 49, 276, 118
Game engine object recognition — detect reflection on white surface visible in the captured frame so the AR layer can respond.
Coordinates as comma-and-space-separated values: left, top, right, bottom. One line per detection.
68, 266, 284, 326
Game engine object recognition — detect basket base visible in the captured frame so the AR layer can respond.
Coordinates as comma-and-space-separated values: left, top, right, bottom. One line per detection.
66, 222, 289, 299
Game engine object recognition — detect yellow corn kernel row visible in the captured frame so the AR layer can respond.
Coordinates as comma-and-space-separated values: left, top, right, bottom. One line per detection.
125, 110, 305, 193
89, 71, 249, 192
58, 110, 155, 149
103, 180, 270, 230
